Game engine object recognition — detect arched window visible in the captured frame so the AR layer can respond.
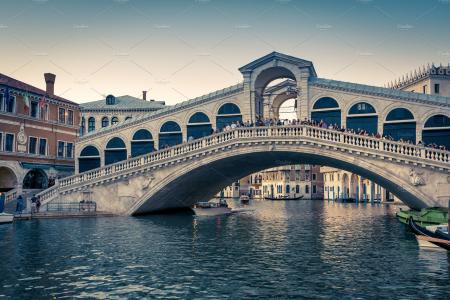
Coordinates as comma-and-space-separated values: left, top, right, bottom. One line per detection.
216, 103, 242, 130
104, 137, 127, 165
125, 116, 132, 121
80, 117, 85, 136
106, 95, 116, 105
101, 116, 109, 128
187, 112, 212, 140
88, 117, 96, 132
111, 117, 119, 125
159, 121, 182, 149
78, 145, 101, 172
131, 129, 154, 157
311, 97, 341, 126
383, 108, 416, 143
347, 102, 377, 134
422, 114, 450, 149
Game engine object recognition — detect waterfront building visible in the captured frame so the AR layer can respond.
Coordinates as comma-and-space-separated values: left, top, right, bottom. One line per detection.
219, 165, 324, 200
79, 91, 166, 136
320, 167, 397, 202
0, 73, 80, 200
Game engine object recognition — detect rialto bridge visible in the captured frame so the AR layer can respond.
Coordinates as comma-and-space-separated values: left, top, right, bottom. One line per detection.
37, 52, 450, 214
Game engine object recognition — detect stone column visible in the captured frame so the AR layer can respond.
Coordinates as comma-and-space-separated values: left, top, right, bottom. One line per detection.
370, 181, 375, 202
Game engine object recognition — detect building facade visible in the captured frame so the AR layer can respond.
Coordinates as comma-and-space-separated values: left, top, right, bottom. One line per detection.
219, 165, 324, 200
0, 73, 80, 200
80, 91, 166, 136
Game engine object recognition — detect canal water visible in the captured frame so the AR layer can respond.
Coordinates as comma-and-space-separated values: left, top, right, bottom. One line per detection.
1, 200, 449, 299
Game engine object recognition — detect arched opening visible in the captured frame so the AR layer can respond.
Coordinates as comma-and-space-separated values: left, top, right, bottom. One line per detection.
253, 67, 297, 120
159, 121, 182, 149
346, 102, 377, 134
216, 103, 242, 130
105, 137, 127, 165
311, 97, 341, 126
101, 116, 109, 128
131, 129, 154, 157
23, 168, 48, 189
78, 145, 101, 172
111, 117, 119, 125
88, 117, 96, 132
187, 112, 212, 140
422, 114, 450, 149
383, 108, 416, 143
350, 174, 359, 200
265, 80, 298, 120
0, 167, 17, 192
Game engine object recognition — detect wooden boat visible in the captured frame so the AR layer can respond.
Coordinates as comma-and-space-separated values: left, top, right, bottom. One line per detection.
264, 195, 304, 201
0, 212, 14, 224
408, 218, 450, 250
192, 199, 231, 217
240, 195, 250, 204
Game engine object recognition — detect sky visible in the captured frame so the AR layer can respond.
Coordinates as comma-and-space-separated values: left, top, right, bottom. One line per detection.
0, 0, 449, 105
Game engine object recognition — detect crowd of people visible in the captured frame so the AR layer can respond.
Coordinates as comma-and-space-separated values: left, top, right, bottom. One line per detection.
215, 117, 447, 151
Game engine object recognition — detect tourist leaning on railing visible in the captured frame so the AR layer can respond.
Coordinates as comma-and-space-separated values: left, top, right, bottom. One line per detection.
215, 117, 447, 151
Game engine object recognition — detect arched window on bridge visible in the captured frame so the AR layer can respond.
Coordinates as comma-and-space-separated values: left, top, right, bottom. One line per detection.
104, 137, 127, 165
187, 112, 212, 140
346, 102, 377, 134
216, 103, 242, 131
311, 97, 341, 127
131, 129, 154, 157
422, 114, 450, 149
159, 121, 182, 149
383, 108, 416, 143
101, 116, 109, 128
78, 145, 101, 172
88, 117, 96, 132
111, 116, 119, 125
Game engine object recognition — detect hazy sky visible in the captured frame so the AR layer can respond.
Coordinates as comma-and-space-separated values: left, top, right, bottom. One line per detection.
1, 0, 449, 105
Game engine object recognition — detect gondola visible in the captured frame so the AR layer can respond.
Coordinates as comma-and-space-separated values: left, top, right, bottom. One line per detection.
264, 195, 304, 201
408, 217, 450, 251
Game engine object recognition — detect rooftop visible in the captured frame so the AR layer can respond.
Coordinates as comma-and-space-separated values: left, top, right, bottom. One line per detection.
386, 63, 450, 90
0, 73, 77, 105
80, 95, 166, 111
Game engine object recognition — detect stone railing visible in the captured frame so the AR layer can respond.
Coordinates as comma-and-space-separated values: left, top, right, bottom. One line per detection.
4, 188, 17, 204
37, 125, 450, 205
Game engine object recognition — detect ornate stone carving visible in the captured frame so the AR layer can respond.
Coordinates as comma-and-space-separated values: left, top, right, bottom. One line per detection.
141, 175, 154, 190
17, 123, 27, 145
409, 168, 425, 186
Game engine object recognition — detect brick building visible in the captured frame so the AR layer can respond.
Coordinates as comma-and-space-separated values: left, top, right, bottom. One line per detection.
0, 73, 80, 201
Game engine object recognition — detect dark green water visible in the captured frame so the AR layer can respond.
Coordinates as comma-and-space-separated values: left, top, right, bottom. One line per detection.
1, 200, 449, 299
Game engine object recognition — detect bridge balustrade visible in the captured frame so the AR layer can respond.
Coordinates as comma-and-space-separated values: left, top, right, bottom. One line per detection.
38, 124, 450, 205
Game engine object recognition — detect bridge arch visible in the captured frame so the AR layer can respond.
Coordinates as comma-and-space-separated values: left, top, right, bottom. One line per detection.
187, 112, 212, 140
346, 102, 378, 134
216, 103, 242, 130
311, 97, 341, 126
383, 107, 416, 143
78, 145, 101, 172
131, 142, 437, 214
422, 114, 450, 149
131, 129, 154, 157
252, 66, 298, 119
159, 121, 182, 149
105, 137, 127, 165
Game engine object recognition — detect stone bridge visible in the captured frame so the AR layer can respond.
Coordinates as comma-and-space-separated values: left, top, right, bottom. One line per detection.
38, 125, 450, 215
37, 52, 450, 214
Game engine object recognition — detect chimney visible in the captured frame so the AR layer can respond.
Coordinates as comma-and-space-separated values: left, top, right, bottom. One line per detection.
142, 90, 147, 101
44, 73, 56, 95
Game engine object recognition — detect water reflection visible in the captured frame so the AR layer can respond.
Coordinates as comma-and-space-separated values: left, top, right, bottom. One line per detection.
0, 201, 449, 299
